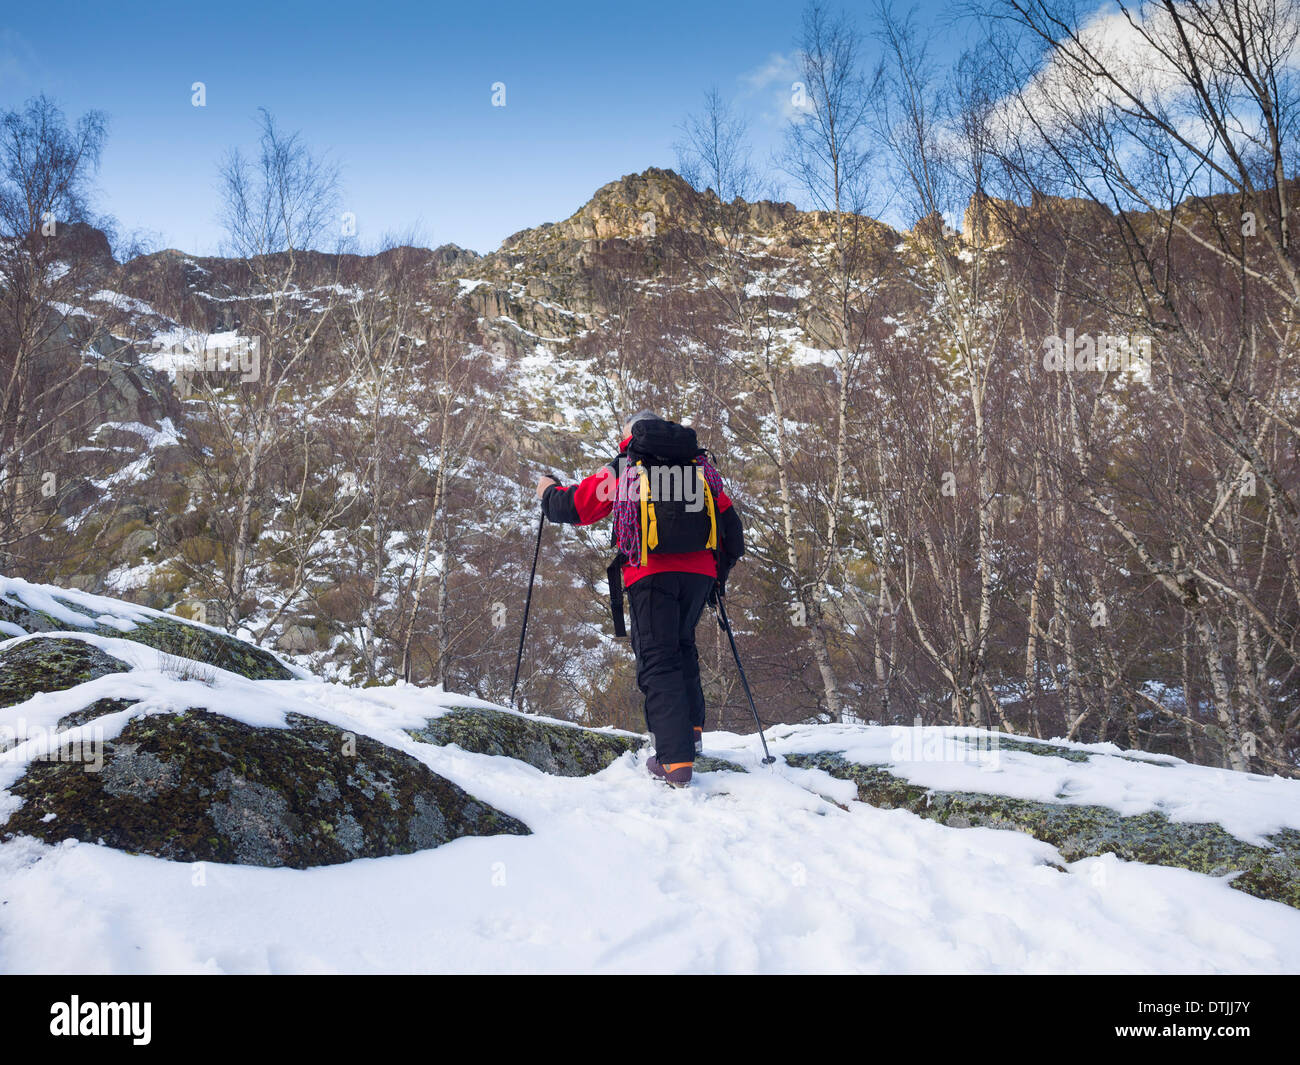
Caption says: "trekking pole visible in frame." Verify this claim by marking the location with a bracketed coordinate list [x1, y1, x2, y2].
[712, 593, 777, 765]
[510, 505, 546, 708]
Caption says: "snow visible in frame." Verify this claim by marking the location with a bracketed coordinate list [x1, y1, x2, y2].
[3, 707, 1298, 973]
[0, 578, 111, 631]
[89, 290, 158, 316]
[49, 302, 95, 320]
[782, 331, 842, 367]
[92, 418, 180, 450]
[774, 724, 1300, 847]
[0, 577, 307, 674]
[143, 329, 253, 375]
[2, 581, 1300, 973]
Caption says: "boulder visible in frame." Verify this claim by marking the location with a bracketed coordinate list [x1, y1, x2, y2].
[277, 625, 319, 653]
[57, 697, 137, 731]
[50, 220, 116, 270]
[0, 590, 292, 681]
[409, 707, 748, 779]
[121, 528, 158, 556]
[0, 637, 131, 713]
[787, 752, 1300, 909]
[410, 706, 640, 777]
[4, 709, 530, 867]
[695, 754, 747, 775]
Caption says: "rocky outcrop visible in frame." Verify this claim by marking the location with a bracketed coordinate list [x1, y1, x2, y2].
[961, 193, 1018, 247]
[787, 752, 1300, 909]
[409, 706, 749, 778]
[960, 191, 1116, 247]
[0, 637, 130, 713]
[0, 590, 293, 681]
[504, 168, 702, 246]
[49, 221, 117, 280]
[498, 167, 798, 252]
[0, 599, 531, 867]
[428, 243, 481, 271]
[4, 709, 530, 868]
[465, 282, 588, 343]
[26, 311, 173, 454]
[409, 706, 640, 776]
[696, 754, 747, 774]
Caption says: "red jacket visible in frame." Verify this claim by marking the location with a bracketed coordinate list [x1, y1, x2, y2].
[544, 435, 739, 587]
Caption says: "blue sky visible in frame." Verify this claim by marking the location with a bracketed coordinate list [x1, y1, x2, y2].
[0, 0, 967, 256]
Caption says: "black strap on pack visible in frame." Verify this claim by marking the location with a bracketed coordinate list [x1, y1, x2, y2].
[607, 553, 627, 638]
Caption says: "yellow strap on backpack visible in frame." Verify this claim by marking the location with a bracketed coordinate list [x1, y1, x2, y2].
[637, 462, 658, 566]
[697, 460, 718, 550]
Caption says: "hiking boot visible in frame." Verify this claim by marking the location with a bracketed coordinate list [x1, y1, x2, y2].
[646, 756, 693, 788]
[694, 726, 703, 755]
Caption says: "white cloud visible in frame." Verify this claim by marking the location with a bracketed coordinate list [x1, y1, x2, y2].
[1004, 1, 1300, 147]
[737, 51, 811, 124]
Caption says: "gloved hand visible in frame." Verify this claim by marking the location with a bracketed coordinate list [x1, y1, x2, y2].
[709, 567, 729, 607]
[718, 559, 735, 598]
[707, 577, 728, 630]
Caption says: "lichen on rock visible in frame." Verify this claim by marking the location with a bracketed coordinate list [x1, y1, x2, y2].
[974, 736, 1091, 763]
[4, 709, 530, 867]
[0, 591, 292, 681]
[695, 754, 747, 774]
[786, 752, 1300, 909]
[124, 615, 292, 680]
[57, 697, 138, 732]
[0, 637, 131, 712]
[409, 706, 640, 776]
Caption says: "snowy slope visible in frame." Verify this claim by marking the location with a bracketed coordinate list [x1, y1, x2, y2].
[2, 580, 1300, 973]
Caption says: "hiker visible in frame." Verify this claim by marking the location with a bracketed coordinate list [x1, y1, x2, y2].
[536, 411, 744, 787]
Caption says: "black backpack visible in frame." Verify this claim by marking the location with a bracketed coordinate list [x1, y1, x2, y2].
[604, 418, 722, 637]
[614, 418, 719, 564]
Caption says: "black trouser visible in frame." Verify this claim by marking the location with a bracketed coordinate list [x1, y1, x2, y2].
[626, 571, 714, 765]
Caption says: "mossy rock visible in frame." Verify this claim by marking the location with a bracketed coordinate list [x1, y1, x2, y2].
[696, 754, 747, 774]
[119, 615, 291, 681]
[787, 752, 1300, 909]
[967, 735, 1176, 767]
[0, 591, 291, 681]
[409, 706, 640, 777]
[0, 637, 131, 712]
[4, 709, 530, 868]
[0, 596, 64, 635]
[974, 736, 1091, 763]
[57, 697, 138, 731]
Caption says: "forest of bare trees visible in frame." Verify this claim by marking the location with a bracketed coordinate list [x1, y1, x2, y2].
[2, 0, 1297, 775]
